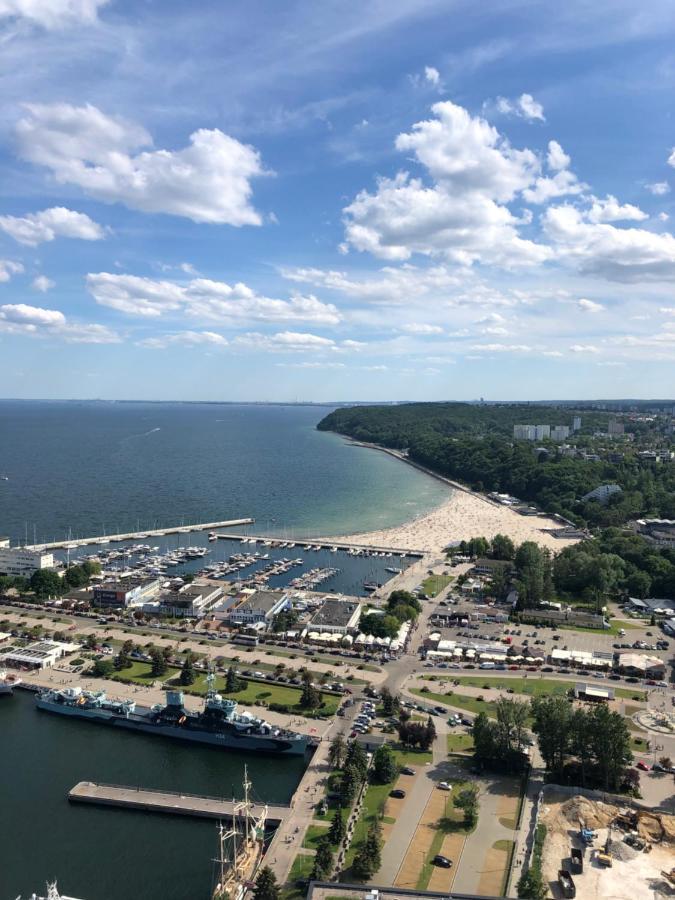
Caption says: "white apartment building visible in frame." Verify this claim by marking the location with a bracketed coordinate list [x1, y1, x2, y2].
[0, 545, 55, 577]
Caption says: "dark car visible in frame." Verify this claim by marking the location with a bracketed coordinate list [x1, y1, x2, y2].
[626, 677, 639, 683]
[390, 789, 406, 799]
[401, 766, 415, 776]
[432, 855, 453, 868]
[434, 706, 447, 715]
[608, 674, 621, 681]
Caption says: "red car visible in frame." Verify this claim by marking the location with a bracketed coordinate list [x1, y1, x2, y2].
[637, 761, 650, 771]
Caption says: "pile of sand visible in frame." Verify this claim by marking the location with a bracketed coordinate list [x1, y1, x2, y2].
[637, 811, 675, 845]
[559, 795, 616, 830]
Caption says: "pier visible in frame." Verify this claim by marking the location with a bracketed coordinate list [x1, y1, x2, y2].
[211, 532, 426, 556]
[68, 781, 289, 823]
[28, 518, 255, 551]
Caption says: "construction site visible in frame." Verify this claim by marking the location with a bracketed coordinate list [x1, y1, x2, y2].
[538, 793, 675, 899]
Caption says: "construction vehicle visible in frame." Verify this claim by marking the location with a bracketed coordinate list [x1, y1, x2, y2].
[596, 850, 613, 867]
[570, 847, 583, 873]
[579, 823, 596, 845]
[558, 869, 576, 898]
[613, 809, 637, 831]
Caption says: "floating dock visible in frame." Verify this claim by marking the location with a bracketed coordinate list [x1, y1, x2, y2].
[68, 781, 289, 823]
[28, 518, 255, 551]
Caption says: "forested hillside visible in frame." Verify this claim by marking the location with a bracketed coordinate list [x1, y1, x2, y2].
[318, 404, 675, 527]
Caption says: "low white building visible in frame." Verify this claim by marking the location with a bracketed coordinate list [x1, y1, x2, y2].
[0, 639, 78, 670]
[0, 545, 55, 578]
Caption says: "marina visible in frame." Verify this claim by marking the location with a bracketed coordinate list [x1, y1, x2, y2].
[68, 781, 289, 824]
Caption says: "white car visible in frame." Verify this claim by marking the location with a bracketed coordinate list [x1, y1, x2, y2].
[437, 782, 451, 791]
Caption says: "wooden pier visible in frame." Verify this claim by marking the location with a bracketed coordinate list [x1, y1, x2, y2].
[68, 781, 289, 823]
[28, 518, 255, 551]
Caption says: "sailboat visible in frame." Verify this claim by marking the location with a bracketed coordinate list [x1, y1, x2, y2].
[212, 767, 268, 900]
[16, 881, 84, 900]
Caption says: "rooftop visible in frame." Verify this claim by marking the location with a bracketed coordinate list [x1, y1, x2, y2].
[233, 589, 285, 613]
[310, 599, 361, 628]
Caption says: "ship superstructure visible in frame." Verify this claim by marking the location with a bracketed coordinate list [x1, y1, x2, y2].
[36, 677, 310, 755]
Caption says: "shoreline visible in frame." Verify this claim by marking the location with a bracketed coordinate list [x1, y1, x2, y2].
[329, 439, 581, 554]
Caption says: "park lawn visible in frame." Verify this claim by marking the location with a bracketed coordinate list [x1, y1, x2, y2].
[302, 823, 331, 850]
[391, 746, 433, 765]
[283, 854, 315, 900]
[447, 733, 474, 753]
[421, 574, 453, 598]
[558, 619, 640, 636]
[630, 735, 649, 754]
[411, 688, 499, 719]
[444, 676, 645, 702]
[110, 663, 339, 715]
[342, 780, 392, 870]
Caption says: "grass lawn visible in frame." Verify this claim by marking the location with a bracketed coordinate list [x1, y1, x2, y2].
[558, 619, 640, 636]
[447, 733, 474, 753]
[493, 839, 516, 896]
[443, 675, 645, 702]
[283, 854, 315, 900]
[108, 663, 339, 715]
[302, 823, 331, 850]
[421, 574, 453, 597]
[630, 734, 649, 754]
[417, 783, 472, 890]
[342, 780, 392, 871]
[391, 746, 433, 765]
[411, 687, 499, 719]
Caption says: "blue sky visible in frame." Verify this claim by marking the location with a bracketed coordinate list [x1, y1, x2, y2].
[1, 0, 675, 401]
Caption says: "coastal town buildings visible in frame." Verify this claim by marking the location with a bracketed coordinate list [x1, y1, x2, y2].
[0, 542, 55, 577]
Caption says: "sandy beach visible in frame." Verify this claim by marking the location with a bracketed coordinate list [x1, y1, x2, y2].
[331, 489, 580, 554]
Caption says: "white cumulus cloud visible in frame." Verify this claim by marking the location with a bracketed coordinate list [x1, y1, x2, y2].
[401, 323, 444, 335]
[139, 330, 229, 350]
[16, 103, 270, 225]
[577, 298, 604, 313]
[0, 302, 119, 343]
[86, 272, 341, 325]
[0, 206, 105, 246]
[494, 93, 545, 121]
[0, 260, 24, 282]
[32, 275, 55, 292]
[0, 0, 108, 28]
[586, 195, 647, 223]
[646, 182, 670, 196]
[424, 66, 440, 86]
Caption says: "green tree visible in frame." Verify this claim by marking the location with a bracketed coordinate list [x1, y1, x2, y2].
[150, 648, 168, 678]
[453, 784, 479, 829]
[531, 695, 573, 776]
[371, 744, 397, 784]
[113, 649, 132, 671]
[491, 534, 515, 560]
[345, 740, 369, 779]
[299, 671, 322, 710]
[588, 704, 632, 792]
[81, 560, 101, 578]
[328, 808, 345, 846]
[252, 866, 280, 900]
[64, 565, 89, 588]
[179, 653, 196, 686]
[514, 542, 545, 606]
[516, 867, 547, 900]
[92, 658, 114, 677]
[30, 569, 64, 599]
[472, 711, 497, 761]
[339, 764, 360, 806]
[84, 633, 98, 650]
[328, 733, 346, 769]
[311, 838, 334, 880]
[225, 665, 246, 693]
[352, 822, 382, 880]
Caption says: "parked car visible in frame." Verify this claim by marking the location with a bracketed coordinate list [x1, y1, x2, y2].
[390, 789, 406, 799]
[401, 766, 415, 776]
[437, 781, 451, 791]
[637, 761, 650, 771]
[432, 855, 452, 868]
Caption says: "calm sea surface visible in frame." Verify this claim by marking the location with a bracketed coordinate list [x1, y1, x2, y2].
[0, 401, 449, 899]
[0, 401, 449, 544]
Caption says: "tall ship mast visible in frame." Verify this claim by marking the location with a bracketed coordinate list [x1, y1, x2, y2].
[213, 766, 268, 900]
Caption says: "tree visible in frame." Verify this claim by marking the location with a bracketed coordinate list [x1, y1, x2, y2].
[180, 653, 196, 686]
[339, 764, 360, 806]
[352, 822, 382, 880]
[491, 534, 515, 560]
[64, 565, 89, 588]
[30, 569, 64, 599]
[328, 808, 345, 846]
[113, 649, 132, 671]
[299, 671, 322, 709]
[453, 784, 479, 829]
[516, 867, 547, 900]
[92, 658, 114, 677]
[515, 542, 546, 606]
[345, 740, 369, 779]
[371, 744, 397, 784]
[588, 704, 632, 792]
[311, 839, 334, 880]
[472, 711, 497, 761]
[659, 756, 673, 769]
[225, 666, 246, 693]
[150, 648, 168, 678]
[531, 695, 573, 776]
[328, 734, 346, 769]
[84, 633, 97, 650]
[424, 715, 437, 750]
[253, 866, 280, 900]
[81, 559, 101, 578]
